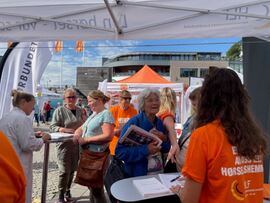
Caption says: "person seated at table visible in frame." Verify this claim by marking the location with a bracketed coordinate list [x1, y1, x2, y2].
[50, 88, 85, 203]
[115, 88, 171, 177]
[171, 68, 267, 202]
[109, 90, 138, 156]
[157, 87, 179, 164]
[0, 90, 51, 203]
[175, 87, 201, 171]
[0, 131, 26, 203]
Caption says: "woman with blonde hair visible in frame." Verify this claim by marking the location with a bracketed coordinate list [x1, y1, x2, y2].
[157, 87, 179, 163]
[74, 90, 114, 203]
[0, 90, 50, 203]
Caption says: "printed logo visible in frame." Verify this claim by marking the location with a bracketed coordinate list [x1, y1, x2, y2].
[231, 180, 244, 201]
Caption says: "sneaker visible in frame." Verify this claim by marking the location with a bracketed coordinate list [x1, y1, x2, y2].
[54, 198, 66, 203]
[65, 191, 75, 202]
[64, 198, 75, 203]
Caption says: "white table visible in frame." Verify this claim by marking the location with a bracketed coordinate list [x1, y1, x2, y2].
[111, 173, 270, 203]
[111, 173, 180, 202]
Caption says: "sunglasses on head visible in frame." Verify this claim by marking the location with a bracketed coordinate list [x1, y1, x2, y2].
[66, 96, 76, 99]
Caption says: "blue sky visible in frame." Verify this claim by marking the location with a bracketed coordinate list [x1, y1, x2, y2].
[0, 37, 240, 87]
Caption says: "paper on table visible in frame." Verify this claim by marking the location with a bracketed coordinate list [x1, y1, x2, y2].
[132, 177, 172, 198]
[50, 132, 74, 140]
[158, 174, 185, 189]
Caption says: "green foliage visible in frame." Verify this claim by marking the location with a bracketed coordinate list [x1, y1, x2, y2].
[226, 42, 242, 60]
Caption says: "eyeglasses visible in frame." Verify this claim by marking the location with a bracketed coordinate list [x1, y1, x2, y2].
[66, 96, 76, 99]
[121, 97, 131, 101]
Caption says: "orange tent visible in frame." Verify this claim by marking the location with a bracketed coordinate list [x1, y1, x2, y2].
[116, 64, 172, 84]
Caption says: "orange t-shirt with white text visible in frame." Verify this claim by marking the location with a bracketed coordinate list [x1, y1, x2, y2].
[182, 120, 264, 203]
[109, 105, 137, 155]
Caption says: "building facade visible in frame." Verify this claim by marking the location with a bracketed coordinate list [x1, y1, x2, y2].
[76, 67, 112, 96]
[102, 51, 230, 84]
[76, 52, 241, 94]
[170, 60, 229, 84]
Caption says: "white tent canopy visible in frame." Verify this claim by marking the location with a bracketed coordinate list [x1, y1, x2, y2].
[0, 0, 270, 41]
[99, 81, 184, 122]
[99, 82, 183, 93]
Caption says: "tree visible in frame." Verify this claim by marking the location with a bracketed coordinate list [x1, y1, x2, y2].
[226, 41, 242, 60]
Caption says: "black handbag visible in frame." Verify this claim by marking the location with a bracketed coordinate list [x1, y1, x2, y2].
[164, 159, 178, 173]
[164, 132, 192, 173]
[104, 157, 127, 203]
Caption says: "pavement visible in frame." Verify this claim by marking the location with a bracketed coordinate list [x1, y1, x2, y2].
[33, 122, 111, 203]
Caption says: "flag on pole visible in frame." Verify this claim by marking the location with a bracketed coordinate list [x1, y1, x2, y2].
[0, 41, 53, 119]
[54, 40, 63, 52]
[75, 40, 84, 52]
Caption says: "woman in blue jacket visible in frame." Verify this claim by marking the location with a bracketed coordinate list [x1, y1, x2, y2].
[115, 88, 171, 177]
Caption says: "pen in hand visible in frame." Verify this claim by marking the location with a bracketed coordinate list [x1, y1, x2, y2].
[165, 159, 169, 166]
[170, 175, 181, 182]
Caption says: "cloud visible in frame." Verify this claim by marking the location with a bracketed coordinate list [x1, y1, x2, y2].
[41, 54, 76, 87]
[41, 40, 141, 87]
[0, 43, 7, 55]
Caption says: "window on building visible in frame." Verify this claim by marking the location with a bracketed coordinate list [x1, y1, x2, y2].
[200, 68, 209, 78]
[171, 55, 178, 60]
[180, 68, 198, 77]
[145, 55, 152, 60]
[131, 55, 139, 60]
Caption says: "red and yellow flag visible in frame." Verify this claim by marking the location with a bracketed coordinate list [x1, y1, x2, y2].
[75, 40, 84, 52]
[54, 41, 63, 52]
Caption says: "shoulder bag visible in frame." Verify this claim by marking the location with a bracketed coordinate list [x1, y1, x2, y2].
[74, 148, 109, 188]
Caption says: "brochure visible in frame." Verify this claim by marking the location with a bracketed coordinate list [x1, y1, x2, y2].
[119, 125, 162, 146]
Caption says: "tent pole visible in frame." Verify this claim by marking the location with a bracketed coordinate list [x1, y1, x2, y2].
[60, 51, 63, 90]
[104, 0, 122, 34]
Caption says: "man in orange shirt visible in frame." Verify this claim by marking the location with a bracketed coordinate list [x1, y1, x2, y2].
[0, 131, 26, 203]
[109, 90, 137, 155]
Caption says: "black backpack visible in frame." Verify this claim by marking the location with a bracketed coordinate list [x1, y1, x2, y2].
[104, 157, 127, 203]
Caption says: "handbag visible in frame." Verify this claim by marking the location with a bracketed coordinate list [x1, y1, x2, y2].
[74, 148, 109, 188]
[163, 152, 178, 173]
[104, 157, 127, 203]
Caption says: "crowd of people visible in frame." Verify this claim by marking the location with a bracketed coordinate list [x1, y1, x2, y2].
[0, 67, 267, 203]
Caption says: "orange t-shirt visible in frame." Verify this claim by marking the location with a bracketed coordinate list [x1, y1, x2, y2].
[0, 131, 26, 203]
[109, 105, 137, 155]
[182, 120, 264, 203]
[157, 111, 175, 122]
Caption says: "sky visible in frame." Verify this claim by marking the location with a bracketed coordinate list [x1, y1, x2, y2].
[0, 37, 240, 87]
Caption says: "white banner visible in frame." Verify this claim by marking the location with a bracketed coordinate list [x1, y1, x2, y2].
[0, 42, 53, 118]
[0, 1, 269, 41]
[99, 82, 184, 123]
[189, 77, 204, 86]
[101, 82, 184, 93]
